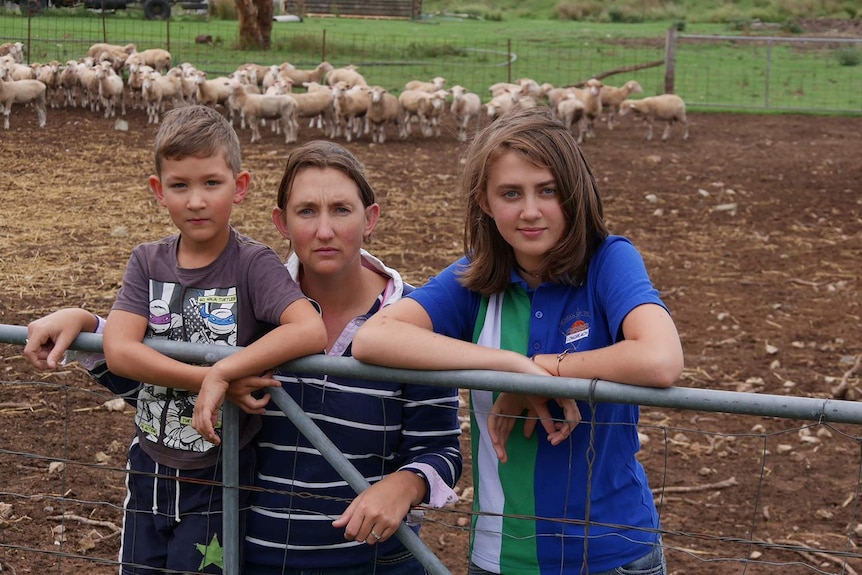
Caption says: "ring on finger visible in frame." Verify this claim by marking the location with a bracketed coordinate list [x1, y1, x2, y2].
[371, 531, 381, 540]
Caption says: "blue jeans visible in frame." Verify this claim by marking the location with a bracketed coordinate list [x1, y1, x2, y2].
[254, 549, 426, 575]
[467, 542, 666, 575]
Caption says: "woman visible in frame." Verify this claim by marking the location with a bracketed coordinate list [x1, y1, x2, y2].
[353, 107, 683, 575]
[24, 140, 462, 575]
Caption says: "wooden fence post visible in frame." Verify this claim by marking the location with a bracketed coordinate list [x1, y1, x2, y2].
[664, 26, 677, 94]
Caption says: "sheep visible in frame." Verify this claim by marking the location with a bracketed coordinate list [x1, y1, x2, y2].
[325, 65, 367, 89]
[58, 60, 81, 107]
[2, 62, 35, 81]
[449, 84, 481, 143]
[555, 93, 586, 141]
[76, 60, 102, 112]
[488, 82, 521, 98]
[236, 63, 270, 88]
[94, 61, 126, 118]
[618, 94, 689, 141]
[193, 71, 233, 109]
[571, 78, 603, 142]
[126, 63, 154, 110]
[399, 89, 447, 138]
[485, 88, 520, 121]
[0, 68, 47, 130]
[31, 61, 61, 108]
[0, 42, 24, 63]
[331, 81, 370, 142]
[228, 82, 298, 143]
[404, 76, 446, 93]
[366, 85, 401, 144]
[87, 43, 135, 72]
[292, 82, 336, 137]
[600, 80, 643, 129]
[135, 48, 172, 74]
[141, 70, 182, 124]
[279, 61, 332, 87]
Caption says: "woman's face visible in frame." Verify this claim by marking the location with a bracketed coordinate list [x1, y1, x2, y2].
[482, 150, 566, 273]
[272, 166, 379, 279]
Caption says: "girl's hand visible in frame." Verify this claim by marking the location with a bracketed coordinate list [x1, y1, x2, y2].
[489, 393, 582, 462]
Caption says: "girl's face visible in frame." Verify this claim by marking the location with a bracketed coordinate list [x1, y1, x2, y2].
[482, 150, 566, 273]
[273, 167, 379, 279]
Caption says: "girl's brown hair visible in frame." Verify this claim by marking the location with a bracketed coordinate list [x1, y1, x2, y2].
[276, 140, 376, 211]
[458, 106, 609, 295]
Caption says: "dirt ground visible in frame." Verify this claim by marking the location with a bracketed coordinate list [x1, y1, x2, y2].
[1, 104, 861, 575]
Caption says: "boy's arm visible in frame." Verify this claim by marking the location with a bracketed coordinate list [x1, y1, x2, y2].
[103, 309, 209, 391]
[193, 297, 326, 444]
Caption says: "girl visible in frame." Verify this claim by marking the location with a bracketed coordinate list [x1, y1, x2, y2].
[354, 106, 684, 575]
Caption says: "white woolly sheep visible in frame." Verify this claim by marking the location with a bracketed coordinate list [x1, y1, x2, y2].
[32, 61, 61, 108]
[58, 60, 81, 107]
[331, 81, 371, 142]
[87, 43, 135, 72]
[404, 76, 446, 93]
[193, 71, 233, 109]
[398, 88, 446, 138]
[0, 68, 47, 129]
[325, 65, 367, 89]
[0, 42, 24, 64]
[141, 70, 182, 124]
[571, 78, 603, 142]
[449, 85, 481, 143]
[135, 49, 172, 74]
[485, 88, 520, 121]
[555, 94, 586, 141]
[279, 61, 332, 87]
[94, 61, 126, 118]
[600, 80, 643, 129]
[618, 94, 689, 141]
[228, 82, 298, 143]
[367, 85, 401, 144]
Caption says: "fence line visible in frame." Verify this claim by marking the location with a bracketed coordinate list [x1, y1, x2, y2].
[3, 325, 862, 574]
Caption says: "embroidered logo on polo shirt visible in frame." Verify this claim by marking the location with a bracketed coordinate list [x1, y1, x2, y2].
[565, 319, 590, 345]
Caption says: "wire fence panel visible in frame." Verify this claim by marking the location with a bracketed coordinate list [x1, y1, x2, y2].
[2, 329, 862, 574]
[4, 12, 861, 112]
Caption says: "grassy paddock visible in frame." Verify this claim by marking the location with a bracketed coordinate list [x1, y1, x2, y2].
[1, 10, 860, 112]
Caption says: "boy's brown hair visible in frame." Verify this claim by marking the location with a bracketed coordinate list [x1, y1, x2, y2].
[153, 105, 242, 176]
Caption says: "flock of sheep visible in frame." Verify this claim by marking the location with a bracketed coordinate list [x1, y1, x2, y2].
[0, 40, 690, 143]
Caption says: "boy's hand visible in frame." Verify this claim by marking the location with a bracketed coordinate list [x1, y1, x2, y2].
[192, 371, 278, 444]
[193, 367, 229, 445]
[24, 308, 96, 369]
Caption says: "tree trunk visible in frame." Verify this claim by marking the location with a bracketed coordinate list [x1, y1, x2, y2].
[235, 0, 272, 50]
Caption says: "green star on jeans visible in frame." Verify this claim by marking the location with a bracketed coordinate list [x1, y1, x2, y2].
[196, 533, 224, 571]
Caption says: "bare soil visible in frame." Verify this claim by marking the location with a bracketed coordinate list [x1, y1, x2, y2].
[1, 105, 861, 575]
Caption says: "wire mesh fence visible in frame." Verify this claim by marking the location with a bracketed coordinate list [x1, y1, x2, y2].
[2, 11, 862, 112]
[2, 331, 862, 574]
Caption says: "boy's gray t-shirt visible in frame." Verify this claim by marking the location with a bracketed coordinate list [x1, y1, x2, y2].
[112, 227, 304, 469]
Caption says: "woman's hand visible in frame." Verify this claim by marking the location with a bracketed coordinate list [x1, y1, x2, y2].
[332, 471, 426, 545]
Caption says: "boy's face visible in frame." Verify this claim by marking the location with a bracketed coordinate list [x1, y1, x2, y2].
[149, 152, 250, 249]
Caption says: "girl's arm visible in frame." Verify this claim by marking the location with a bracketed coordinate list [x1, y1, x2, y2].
[533, 303, 683, 388]
[353, 298, 528, 372]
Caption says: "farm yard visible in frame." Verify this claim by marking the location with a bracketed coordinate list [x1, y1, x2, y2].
[1, 81, 862, 574]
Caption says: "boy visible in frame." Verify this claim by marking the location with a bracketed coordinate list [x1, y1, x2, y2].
[101, 105, 326, 574]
